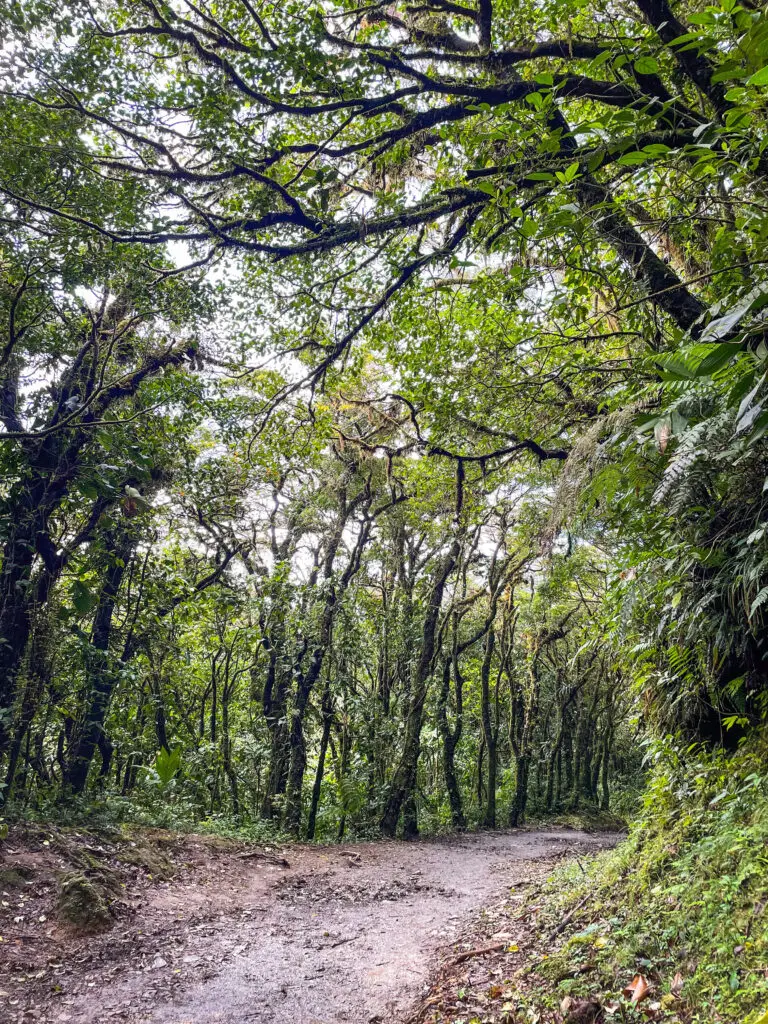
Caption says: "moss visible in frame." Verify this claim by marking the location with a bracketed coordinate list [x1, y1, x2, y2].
[116, 841, 173, 878]
[56, 873, 113, 931]
[0, 865, 35, 887]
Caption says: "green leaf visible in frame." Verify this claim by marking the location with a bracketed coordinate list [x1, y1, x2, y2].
[692, 342, 742, 376]
[747, 66, 768, 86]
[563, 160, 580, 182]
[749, 589, 768, 618]
[72, 580, 97, 616]
[736, 400, 765, 435]
[617, 151, 648, 165]
[634, 57, 660, 74]
[700, 287, 767, 341]
[589, 49, 613, 67]
[736, 373, 765, 424]
[154, 746, 182, 786]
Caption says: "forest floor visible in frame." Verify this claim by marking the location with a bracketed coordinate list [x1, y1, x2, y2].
[0, 823, 618, 1024]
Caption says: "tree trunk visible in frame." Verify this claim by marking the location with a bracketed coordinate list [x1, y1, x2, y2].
[221, 685, 240, 817]
[380, 532, 461, 837]
[284, 496, 372, 835]
[63, 532, 131, 794]
[436, 656, 465, 829]
[601, 726, 613, 810]
[2, 609, 54, 803]
[0, 532, 37, 751]
[306, 681, 333, 841]
[260, 607, 291, 819]
[510, 753, 530, 827]
[480, 627, 497, 828]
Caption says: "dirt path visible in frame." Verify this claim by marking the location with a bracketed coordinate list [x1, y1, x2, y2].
[3, 828, 617, 1024]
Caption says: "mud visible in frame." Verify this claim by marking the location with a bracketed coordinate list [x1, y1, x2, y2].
[2, 828, 617, 1024]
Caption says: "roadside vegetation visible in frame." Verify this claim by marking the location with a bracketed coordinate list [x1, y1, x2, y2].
[414, 734, 768, 1023]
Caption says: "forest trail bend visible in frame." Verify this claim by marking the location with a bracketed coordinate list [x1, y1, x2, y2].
[23, 828, 617, 1024]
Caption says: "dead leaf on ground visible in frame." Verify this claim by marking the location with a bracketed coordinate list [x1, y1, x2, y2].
[623, 974, 651, 1004]
[671, 971, 684, 997]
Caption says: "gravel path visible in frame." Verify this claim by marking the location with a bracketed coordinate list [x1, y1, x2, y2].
[14, 828, 617, 1024]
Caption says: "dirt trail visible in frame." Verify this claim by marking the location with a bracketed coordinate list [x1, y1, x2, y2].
[3, 828, 616, 1024]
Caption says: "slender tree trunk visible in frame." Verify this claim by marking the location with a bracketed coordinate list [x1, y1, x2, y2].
[380, 531, 461, 837]
[221, 686, 240, 817]
[601, 724, 613, 810]
[510, 753, 530, 827]
[260, 611, 291, 819]
[284, 499, 371, 835]
[0, 533, 37, 750]
[306, 681, 333, 841]
[546, 732, 560, 812]
[563, 725, 574, 795]
[63, 532, 131, 794]
[436, 656, 465, 829]
[480, 627, 497, 828]
[2, 609, 54, 803]
[122, 683, 147, 795]
[476, 736, 485, 810]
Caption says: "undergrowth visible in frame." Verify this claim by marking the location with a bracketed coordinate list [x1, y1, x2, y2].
[531, 731, 768, 1023]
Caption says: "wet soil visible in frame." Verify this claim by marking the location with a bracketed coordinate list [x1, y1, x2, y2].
[1, 827, 617, 1024]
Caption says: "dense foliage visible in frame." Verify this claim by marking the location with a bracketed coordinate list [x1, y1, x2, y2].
[0, 0, 767, 857]
[517, 732, 768, 1023]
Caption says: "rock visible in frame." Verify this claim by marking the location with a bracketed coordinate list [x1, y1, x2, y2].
[56, 874, 112, 932]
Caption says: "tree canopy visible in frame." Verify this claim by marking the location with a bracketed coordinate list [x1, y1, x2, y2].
[0, 0, 767, 839]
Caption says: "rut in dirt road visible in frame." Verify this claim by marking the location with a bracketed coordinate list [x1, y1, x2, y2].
[33, 829, 617, 1024]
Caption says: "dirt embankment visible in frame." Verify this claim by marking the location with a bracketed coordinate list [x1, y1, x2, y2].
[0, 824, 618, 1024]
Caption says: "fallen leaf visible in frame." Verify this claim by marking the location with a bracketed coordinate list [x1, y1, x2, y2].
[624, 974, 651, 1004]
[671, 971, 684, 996]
